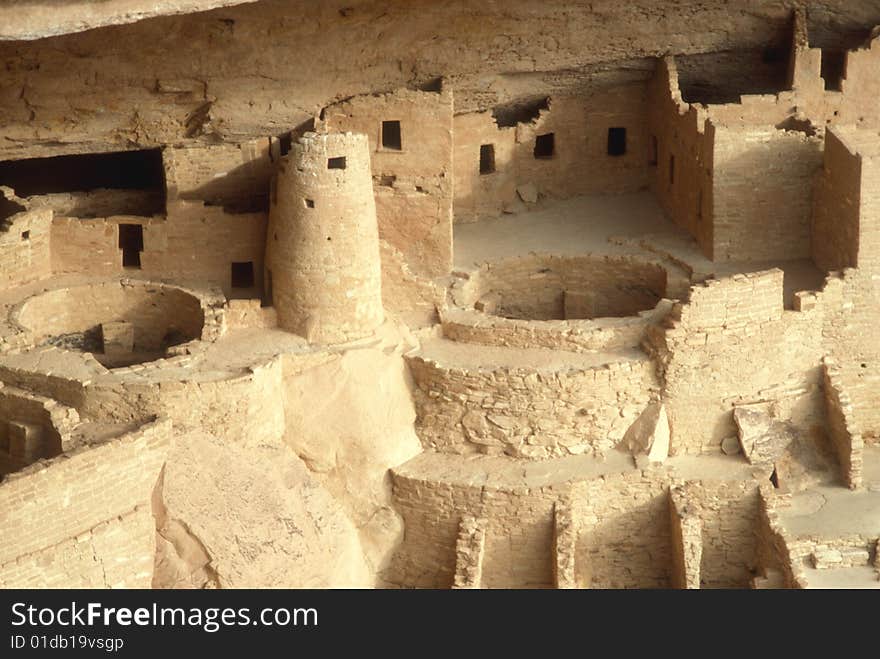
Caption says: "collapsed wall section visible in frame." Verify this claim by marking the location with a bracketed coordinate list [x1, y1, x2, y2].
[649, 270, 824, 454]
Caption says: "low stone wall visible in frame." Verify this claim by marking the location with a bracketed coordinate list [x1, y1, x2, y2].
[13, 279, 217, 351]
[441, 299, 673, 353]
[452, 253, 668, 321]
[390, 455, 762, 589]
[0, 417, 170, 588]
[407, 352, 659, 459]
[0, 383, 80, 475]
[823, 358, 864, 489]
[755, 486, 807, 589]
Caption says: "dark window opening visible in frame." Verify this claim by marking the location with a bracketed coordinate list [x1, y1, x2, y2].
[21, 230, 29, 241]
[534, 133, 555, 159]
[821, 49, 846, 91]
[669, 155, 676, 185]
[769, 467, 779, 489]
[492, 97, 550, 128]
[328, 157, 347, 170]
[381, 121, 402, 151]
[0, 149, 165, 217]
[118, 224, 143, 269]
[607, 127, 627, 157]
[697, 188, 703, 222]
[231, 261, 255, 289]
[279, 132, 293, 156]
[0, 149, 164, 196]
[762, 46, 787, 64]
[650, 136, 658, 166]
[304, 198, 315, 208]
[0, 195, 26, 220]
[479, 144, 496, 175]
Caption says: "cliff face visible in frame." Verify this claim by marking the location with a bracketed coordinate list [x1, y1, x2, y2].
[2, 0, 880, 160]
[0, 1, 258, 41]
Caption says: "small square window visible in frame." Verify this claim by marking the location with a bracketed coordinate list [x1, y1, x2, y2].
[381, 120, 402, 150]
[607, 127, 627, 156]
[21, 230, 30, 241]
[304, 198, 315, 208]
[479, 144, 496, 175]
[534, 133, 555, 159]
[328, 157, 346, 170]
[231, 261, 255, 288]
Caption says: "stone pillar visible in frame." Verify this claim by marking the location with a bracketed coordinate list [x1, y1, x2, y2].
[266, 132, 384, 343]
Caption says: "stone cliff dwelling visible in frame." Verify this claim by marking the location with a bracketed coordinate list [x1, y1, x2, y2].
[0, 0, 879, 590]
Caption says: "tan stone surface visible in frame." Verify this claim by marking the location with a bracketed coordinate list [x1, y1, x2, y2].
[2, 1, 880, 591]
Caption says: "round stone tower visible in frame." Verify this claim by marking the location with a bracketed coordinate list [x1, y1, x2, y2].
[266, 131, 384, 343]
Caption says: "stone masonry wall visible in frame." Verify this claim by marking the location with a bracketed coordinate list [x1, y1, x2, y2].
[453, 84, 652, 222]
[51, 204, 267, 296]
[647, 57, 715, 256]
[266, 131, 384, 343]
[321, 88, 454, 277]
[812, 128, 862, 271]
[712, 125, 823, 262]
[822, 358, 864, 488]
[453, 253, 668, 321]
[0, 207, 52, 290]
[407, 353, 659, 459]
[650, 270, 825, 454]
[0, 417, 170, 588]
[14, 280, 205, 351]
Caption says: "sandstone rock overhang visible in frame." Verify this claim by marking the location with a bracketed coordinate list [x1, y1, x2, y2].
[0, 0, 259, 41]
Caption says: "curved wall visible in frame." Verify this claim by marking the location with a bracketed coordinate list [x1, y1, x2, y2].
[266, 131, 383, 343]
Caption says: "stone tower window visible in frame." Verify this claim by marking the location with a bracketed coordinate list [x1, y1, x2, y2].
[328, 157, 347, 170]
[304, 198, 315, 208]
[479, 144, 496, 175]
[21, 230, 29, 241]
[381, 120, 402, 150]
[607, 127, 627, 156]
[534, 133, 555, 159]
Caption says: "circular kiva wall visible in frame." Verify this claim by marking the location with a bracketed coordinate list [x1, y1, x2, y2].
[457, 254, 668, 321]
[15, 280, 206, 367]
